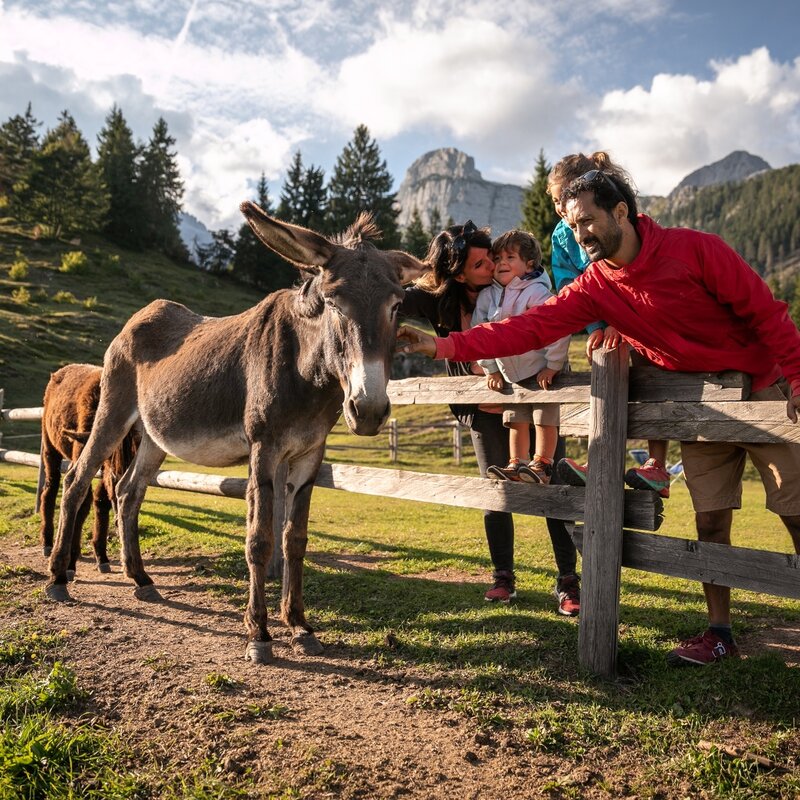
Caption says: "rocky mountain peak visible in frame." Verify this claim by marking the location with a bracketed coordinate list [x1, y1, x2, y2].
[396, 147, 524, 235]
[671, 150, 771, 196]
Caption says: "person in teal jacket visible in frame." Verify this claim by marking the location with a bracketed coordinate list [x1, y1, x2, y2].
[546, 152, 671, 498]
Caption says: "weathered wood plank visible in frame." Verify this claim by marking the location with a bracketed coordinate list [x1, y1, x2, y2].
[570, 526, 800, 599]
[387, 369, 749, 407]
[628, 367, 749, 402]
[0, 406, 43, 422]
[560, 401, 799, 444]
[0, 449, 662, 530]
[579, 346, 630, 678]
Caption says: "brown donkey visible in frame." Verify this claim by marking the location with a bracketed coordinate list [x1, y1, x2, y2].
[39, 364, 140, 576]
[46, 204, 426, 663]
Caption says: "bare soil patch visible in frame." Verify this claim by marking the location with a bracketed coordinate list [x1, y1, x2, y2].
[1, 543, 797, 798]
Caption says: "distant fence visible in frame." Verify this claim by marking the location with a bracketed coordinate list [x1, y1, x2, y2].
[2, 356, 799, 679]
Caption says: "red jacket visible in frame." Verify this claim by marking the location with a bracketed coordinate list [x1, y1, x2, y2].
[436, 215, 800, 397]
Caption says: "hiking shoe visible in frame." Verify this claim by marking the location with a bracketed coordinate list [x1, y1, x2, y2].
[484, 570, 516, 602]
[554, 574, 580, 616]
[556, 458, 587, 487]
[625, 458, 670, 498]
[666, 629, 740, 666]
[487, 459, 524, 482]
[517, 458, 553, 485]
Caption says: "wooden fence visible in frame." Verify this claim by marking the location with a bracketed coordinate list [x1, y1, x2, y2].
[2, 355, 799, 678]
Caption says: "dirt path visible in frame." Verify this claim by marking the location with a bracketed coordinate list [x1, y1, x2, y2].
[2, 542, 798, 798]
[1, 544, 593, 799]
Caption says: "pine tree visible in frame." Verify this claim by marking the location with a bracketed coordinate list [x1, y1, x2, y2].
[96, 105, 144, 249]
[139, 117, 187, 259]
[233, 173, 296, 292]
[0, 103, 40, 206]
[16, 110, 108, 237]
[427, 207, 442, 239]
[403, 207, 429, 258]
[196, 228, 236, 273]
[276, 151, 304, 223]
[300, 165, 327, 232]
[521, 149, 559, 266]
[327, 125, 400, 247]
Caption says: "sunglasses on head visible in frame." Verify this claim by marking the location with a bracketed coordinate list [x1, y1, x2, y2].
[580, 169, 624, 199]
[451, 220, 477, 255]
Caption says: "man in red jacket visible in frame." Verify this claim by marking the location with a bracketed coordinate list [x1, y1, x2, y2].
[398, 169, 800, 666]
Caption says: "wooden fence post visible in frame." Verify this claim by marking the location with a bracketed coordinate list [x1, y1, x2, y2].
[452, 421, 463, 466]
[267, 462, 286, 580]
[388, 418, 398, 462]
[578, 346, 630, 678]
[0, 388, 4, 450]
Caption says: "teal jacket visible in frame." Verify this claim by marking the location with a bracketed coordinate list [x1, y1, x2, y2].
[551, 219, 604, 334]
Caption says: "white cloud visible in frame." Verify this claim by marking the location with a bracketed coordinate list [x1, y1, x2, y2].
[584, 48, 800, 195]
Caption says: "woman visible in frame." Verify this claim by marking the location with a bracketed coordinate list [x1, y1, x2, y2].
[401, 221, 580, 611]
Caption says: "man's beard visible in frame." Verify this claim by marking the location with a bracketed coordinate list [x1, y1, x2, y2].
[582, 223, 623, 261]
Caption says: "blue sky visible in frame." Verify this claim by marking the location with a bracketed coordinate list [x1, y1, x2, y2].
[1, 0, 799, 230]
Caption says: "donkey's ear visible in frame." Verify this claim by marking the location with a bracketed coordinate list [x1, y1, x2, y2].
[385, 250, 430, 285]
[240, 201, 335, 268]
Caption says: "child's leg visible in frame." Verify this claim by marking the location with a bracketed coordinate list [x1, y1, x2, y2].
[649, 440, 668, 465]
[534, 425, 558, 462]
[508, 423, 530, 463]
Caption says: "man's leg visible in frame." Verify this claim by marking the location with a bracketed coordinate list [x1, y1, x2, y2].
[695, 509, 733, 625]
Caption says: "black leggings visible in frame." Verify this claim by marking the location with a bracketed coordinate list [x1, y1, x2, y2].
[469, 409, 578, 577]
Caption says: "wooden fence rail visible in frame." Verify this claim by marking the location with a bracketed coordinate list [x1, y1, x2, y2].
[2, 358, 797, 678]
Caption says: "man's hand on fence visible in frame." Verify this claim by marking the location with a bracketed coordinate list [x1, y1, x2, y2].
[397, 326, 437, 357]
[788, 394, 800, 423]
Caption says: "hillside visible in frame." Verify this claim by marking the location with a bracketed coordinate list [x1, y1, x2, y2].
[640, 163, 800, 276]
[0, 224, 265, 407]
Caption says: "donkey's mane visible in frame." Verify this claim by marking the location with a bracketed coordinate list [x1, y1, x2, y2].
[334, 212, 382, 248]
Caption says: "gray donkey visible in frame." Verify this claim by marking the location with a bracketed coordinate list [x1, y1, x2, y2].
[46, 203, 426, 663]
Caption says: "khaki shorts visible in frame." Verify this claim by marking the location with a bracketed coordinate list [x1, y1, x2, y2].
[681, 380, 800, 515]
[503, 403, 560, 428]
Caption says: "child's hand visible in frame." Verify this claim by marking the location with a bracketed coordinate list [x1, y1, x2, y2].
[586, 326, 622, 361]
[536, 367, 559, 390]
[603, 326, 622, 349]
[487, 371, 505, 392]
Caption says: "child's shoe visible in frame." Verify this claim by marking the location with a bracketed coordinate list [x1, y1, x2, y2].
[556, 458, 588, 486]
[487, 458, 524, 481]
[625, 458, 670, 497]
[517, 457, 553, 485]
[484, 570, 516, 602]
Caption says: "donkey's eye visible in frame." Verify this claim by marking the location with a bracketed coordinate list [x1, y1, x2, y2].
[390, 302, 401, 319]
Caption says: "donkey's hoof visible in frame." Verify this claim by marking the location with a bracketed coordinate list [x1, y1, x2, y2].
[43, 545, 52, 557]
[45, 583, 72, 603]
[291, 632, 323, 656]
[133, 584, 162, 602]
[66, 570, 76, 583]
[244, 640, 273, 664]
[97, 562, 112, 574]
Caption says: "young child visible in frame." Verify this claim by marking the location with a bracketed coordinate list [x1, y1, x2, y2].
[546, 153, 671, 497]
[472, 230, 570, 484]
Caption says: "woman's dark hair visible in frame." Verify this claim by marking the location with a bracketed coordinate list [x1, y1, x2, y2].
[560, 170, 639, 227]
[414, 220, 492, 323]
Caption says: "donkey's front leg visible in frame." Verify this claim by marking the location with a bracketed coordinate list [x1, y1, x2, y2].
[243, 442, 276, 664]
[282, 447, 326, 656]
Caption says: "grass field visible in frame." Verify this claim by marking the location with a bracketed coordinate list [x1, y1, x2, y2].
[1, 226, 799, 796]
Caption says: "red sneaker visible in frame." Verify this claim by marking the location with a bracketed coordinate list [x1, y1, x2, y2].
[554, 574, 580, 616]
[556, 458, 587, 487]
[625, 458, 670, 498]
[666, 629, 739, 666]
[484, 570, 516, 603]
